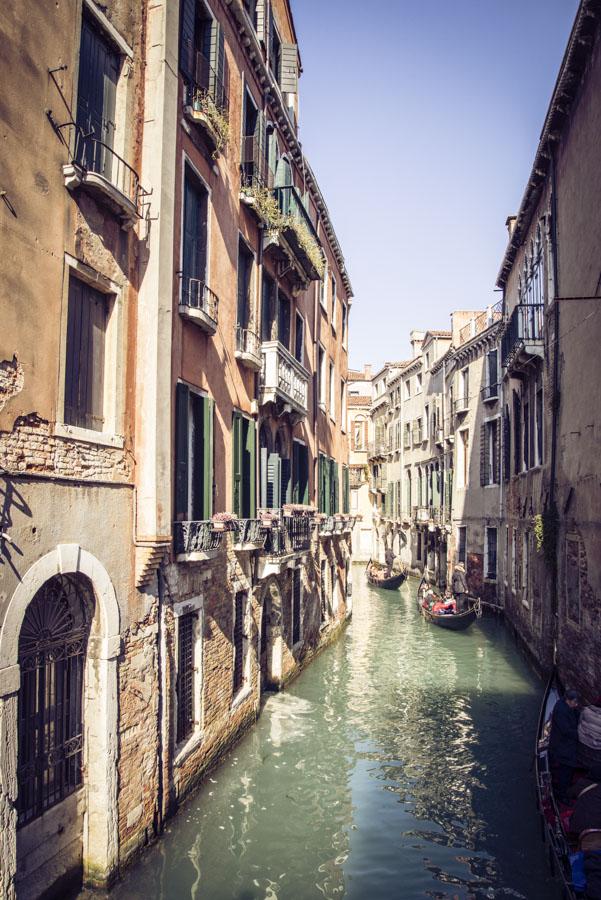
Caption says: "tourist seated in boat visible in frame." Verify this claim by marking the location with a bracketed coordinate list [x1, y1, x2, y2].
[578, 697, 601, 772]
[548, 688, 581, 803]
[567, 769, 601, 900]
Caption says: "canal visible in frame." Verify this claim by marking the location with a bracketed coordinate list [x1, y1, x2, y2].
[110, 567, 560, 900]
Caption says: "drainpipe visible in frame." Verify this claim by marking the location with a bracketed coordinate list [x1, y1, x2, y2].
[549, 148, 561, 655]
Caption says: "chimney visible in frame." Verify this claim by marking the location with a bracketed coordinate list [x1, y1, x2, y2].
[409, 330, 425, 359]
[505, 215, 517, 237]
[364, 364, 372, 378]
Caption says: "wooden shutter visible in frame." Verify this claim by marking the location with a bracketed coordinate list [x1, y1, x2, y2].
[292, 442, 300, 504]
[179, 0, 196, 81]
[330, 460, 338, 514]
[300, 445, 309, 505]
[267, 453, 281, 508]
[209, 21, 225, 103]
[245, 418, 256, 518]
[175, 383, 190, 519]
[281, 457, 291, 505]
[260, 443, 268, 508]
[480, 423, 487, 487]
[232, 411, 242, 516]
[256, 0, 267, 44]
[343, 466, 350, 514]
[280, 42, 298, 93]
[191, 392, 206, 520]
[503, 407, 510, 482]
[203, 396, 214, 518]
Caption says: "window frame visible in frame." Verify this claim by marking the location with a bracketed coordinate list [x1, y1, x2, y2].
[457, 525, 467, 566]
[173, 594, 204, 762]
[484, 526, 498, 581]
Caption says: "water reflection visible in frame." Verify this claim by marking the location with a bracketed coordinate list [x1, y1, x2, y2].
[109, 569, 559, 900]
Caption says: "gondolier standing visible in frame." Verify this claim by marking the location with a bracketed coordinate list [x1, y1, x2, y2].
[451, 563, 469, 614]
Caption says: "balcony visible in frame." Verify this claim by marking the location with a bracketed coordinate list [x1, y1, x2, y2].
[235, 326, 262, 371]
[233, 519, 266, 550]
[240, 136, 274, 193]
[284, 515, 313, 551]
[174, 520, 222, 561]
[501, 303, 544, 372]
[458, 299, 504, 346]
[259, 341, 309, 419]
[481, 382, 500, 403]
[435, 427, 444, 446]
[182, 51, 230, 155]
[62, 129, 144, 228]
[453, 396, 469, 415]
[367, 439, 387, 460]
[403, 432, 411, 450]
[412, 425, 423, 445]
[179, 277, 219, 334]
[319, 515, 335, 535]
[271, 185, 323, 282]
[350, 466, 366, 488]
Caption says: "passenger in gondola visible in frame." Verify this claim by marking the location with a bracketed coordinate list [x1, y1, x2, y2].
[384, 547, 394, 576]
[549, 688, 581, 803]
[567, 769, 601, 900]
[451, 563, 469, 613]
[578, 697, 601, 772]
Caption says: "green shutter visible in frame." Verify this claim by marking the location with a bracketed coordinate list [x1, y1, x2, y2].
[343, 465, 350, 514]
[267, 453, 281, 508]
[292, 441, 300, 504]
[300, 445, 309, 505]
[175, 383, 189, 518]
[179, 0, 196, 81]
[232, 411, 242, 516]
[246, 418, 256, 518]
[330, 459, 338, 514]
[203, 396, 214, 519]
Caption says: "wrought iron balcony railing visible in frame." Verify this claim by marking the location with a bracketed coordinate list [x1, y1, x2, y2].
[458, 299, 504, 346]
[235, 326, 262, 370]
[453, 396, 469, 415]
[233, 519, 266, 548]
[501, 303, 544, 369]
[179, 277, 219, 334]
[184, 50, 229, 116]
[367, 439, 387, 459]
[284, 515, 312, 551]
[481, 382, 500, 402]
[272, 185, 323, 281]
[174, 521, 222, 556]
[319, 515, 335, 534]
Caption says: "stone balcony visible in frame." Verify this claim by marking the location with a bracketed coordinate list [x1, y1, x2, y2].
[259, 341, 309, 420]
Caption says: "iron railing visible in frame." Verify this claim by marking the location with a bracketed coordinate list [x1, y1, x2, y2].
[72, 128, 141, 212]
[234, 518, 266, 547]
[184, 50, 229, 117]
[367, 439, 387, 458]
[235, 326, 261, 361]
[284, 515, 312, 551]
[240, 135, 274, 189]
[260, 341, 309, 413]
[180, 277, 220, 323]
[453, 396, 469, 414]
[273, 185, 319, 242]
[458, 299, 504, 346]
[273, 185, 323, 279]
[501, 303, 544, 367]
[319, 515, 335, 534]
[174, 520, 222, 555]
[481, 382, 500, 401]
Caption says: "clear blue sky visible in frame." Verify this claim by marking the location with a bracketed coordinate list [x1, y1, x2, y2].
[292, 0, 578, 370]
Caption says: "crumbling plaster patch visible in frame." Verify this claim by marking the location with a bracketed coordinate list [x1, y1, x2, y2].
[0, 357, 24, 413]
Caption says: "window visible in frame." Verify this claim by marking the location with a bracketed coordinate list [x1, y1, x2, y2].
[342, 465, 350, 513]
[417, 530, 423, 562]
[181, 165, 209, 308]
[404, 422, 411, 449]
[237, 238, 254, 328]
[17, 574, 93, 826]
[341, 380, 347, 432]
[180, 0, 228, 114]
[320, 262, 328, 310]
[341, 304, 348, 347]
[64, 274, 108, 432]
[424, 404, 429, 440]
[457, 428, 469, 489]
[565, 537, 581, 624]
[481, 419, 500, 485]
[75, 13, 119, 175]
[292, 568, 302, 645]
[232, 412, 256, 518]
[513, 391, 522, 475]
[459, 368, 469, 406]
[261, 272, 276, 342]
[175, 383, 214, 521]
[278, 292, 291, 349]
[416, 372, 422, 394]
[523, 398, 530, 470]
[175, 603, 203, 747]
[320, 559, 328, 623]
[425, 352, 430, 370]
[485, 527, 497, 580]
[457, 526, 467, 565]
[331, 276, 337, 330]
[511, 528, 518, 591]
[522, 532, 530, 607]
[405, 468, 412, 514]
[535, 380, 544, 466]
[292, 440, 309, 504]
[505, 525, 510, 584]
[294, 312, 304, 363]
[241, 89, 259, 186]
[329, 361, 335, 419]
[233, 591, 249, 697]
[353, 418, 365, 450]
[484, 349, 499, 400]
[269, 14, 282, 81]
[404, 379, 411, 400]
[318, 345, 326, 408]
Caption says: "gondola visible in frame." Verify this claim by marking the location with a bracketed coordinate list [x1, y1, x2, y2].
[416, 577, 481, 631]
[365, 560, 407, 590]
[535, 670, 581, 899]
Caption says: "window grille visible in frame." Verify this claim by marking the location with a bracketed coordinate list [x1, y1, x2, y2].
[176, 613, 195, 744]
[17, 575, 93, 827]
[233, 592, 246, 695]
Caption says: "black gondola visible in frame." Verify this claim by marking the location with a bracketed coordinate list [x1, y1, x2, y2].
[416, 577, 481, 631]
[535, 670, 581, 899]
[366, 561, 407, 590]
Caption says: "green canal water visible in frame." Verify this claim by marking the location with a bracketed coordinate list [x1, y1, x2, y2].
[111, 567, 560, 900]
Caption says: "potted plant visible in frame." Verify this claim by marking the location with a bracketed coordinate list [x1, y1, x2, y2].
[211, 511, 238, 532]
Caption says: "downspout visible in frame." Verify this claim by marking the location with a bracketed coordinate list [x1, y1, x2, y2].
[549, 147, 561, 655]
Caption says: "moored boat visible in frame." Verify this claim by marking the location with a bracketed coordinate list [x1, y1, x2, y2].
[416, 578, 481, 631]
[366, 560, 407, 590]
[535, 670, 580, 899]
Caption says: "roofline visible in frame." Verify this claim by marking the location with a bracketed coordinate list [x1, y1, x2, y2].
[496, 0, 601, 288]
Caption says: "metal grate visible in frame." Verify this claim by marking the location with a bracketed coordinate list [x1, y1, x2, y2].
[176, 613, 195, 744]
[233, 592, 246, 695]
[17, 575, 92, 827]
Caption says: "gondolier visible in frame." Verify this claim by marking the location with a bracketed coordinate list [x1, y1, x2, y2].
[451, 563, 469, 614]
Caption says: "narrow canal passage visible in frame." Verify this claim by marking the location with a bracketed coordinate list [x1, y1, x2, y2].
[112, 567, 560, 900]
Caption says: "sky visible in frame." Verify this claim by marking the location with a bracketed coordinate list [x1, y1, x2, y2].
[291, 0, 579, 371]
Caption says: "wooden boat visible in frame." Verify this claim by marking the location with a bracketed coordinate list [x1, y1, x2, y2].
[366, 561, 407, 590]
[535, 670, 580, 899]
[417, 578, 481, 631]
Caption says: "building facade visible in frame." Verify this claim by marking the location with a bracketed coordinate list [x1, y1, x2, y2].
[347, 365, 373, 560]
[0, 0, 354, 896]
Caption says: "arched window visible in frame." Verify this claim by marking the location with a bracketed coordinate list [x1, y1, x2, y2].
[17, 574, 94, 826]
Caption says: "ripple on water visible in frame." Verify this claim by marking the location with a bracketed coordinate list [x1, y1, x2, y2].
[108, 569, 561, 900]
